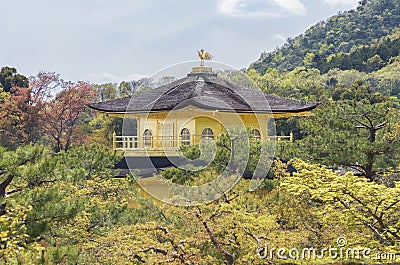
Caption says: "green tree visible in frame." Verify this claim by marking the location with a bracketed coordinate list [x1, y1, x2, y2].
[365, 54, 385, 72]
[284, 100, 400, 180]
[94, 83, 117, 101]
[117, 81, 132, 97]
[332, 79, 386, 103]
[0, 66, 28, 93]
[0, 144, 123, 263]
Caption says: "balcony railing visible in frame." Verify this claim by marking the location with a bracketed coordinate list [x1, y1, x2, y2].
[112, 132, 293, 151]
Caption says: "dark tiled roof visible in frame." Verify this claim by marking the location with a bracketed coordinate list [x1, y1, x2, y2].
[88, 75, 319, 113]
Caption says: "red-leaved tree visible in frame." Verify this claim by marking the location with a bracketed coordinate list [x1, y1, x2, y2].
[0, 72, 96, 151]
[0, 72, 58, 149]
[43, 81, 96, 151]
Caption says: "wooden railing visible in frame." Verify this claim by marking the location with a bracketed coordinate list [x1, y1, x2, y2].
[266, 132, 293, 142]
[112, 132, 293, 150]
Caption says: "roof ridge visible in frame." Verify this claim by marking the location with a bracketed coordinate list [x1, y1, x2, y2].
[139, 77, 197, 110]
[205, 77, 252, 108]
[191, 78, 206, 98]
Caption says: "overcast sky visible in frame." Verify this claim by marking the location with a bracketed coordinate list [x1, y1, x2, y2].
[1, 0, 359, 84]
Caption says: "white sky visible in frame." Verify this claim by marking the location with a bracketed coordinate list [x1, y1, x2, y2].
[0, 0, 358, 84]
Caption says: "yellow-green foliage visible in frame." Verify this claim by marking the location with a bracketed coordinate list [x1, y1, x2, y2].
[279, 159, 400, 261]
[1, 144, 399, 264]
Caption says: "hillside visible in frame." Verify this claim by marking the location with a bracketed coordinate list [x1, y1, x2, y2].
[250, 0, 400, 74]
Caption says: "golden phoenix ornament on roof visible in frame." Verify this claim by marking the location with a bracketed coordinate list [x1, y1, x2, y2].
[198, 49, 213, 66]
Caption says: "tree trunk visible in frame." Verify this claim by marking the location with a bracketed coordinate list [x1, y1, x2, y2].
[0, 174, 14, 198]
[369, 128, 376, 143]
[365, 152, 374, 181]
[0, 174, 15, 216]
[365, 128, 376, 180]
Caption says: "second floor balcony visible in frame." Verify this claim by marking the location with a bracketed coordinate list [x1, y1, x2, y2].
[113, 132, 293, 157]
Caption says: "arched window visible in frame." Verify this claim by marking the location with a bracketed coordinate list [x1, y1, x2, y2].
[202, 128, 214, 140]
[180, 128, 191, 146]
[143, 129, 153, 147]
[250, 129, 261, 140]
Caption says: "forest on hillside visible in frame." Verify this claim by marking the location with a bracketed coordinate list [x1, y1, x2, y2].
[0, 0, 400, 263]
[251, 0, 400, 74]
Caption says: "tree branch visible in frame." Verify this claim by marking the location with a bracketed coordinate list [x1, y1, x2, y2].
[195, 207, 234, 265]
[0, 173, 15, 198]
